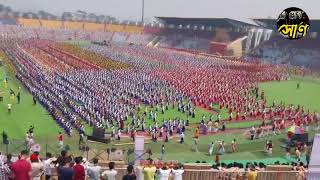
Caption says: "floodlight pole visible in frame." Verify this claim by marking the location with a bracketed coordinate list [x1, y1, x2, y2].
[141, 0, 145, 23]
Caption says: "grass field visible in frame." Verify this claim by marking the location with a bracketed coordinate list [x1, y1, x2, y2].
[1, 63, 319, 164]
[0, 66, 106, 155]
[63, 40, 92, 47]
[260, 78, 320, 112]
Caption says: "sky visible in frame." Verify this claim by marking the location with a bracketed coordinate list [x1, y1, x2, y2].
[0, 0, 318, 22]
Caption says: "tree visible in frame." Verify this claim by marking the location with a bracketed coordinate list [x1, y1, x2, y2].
[22, 13, 30, 18]
[4, 6, 12, 13]
[62, 12, 73, 21]
[97, 15, 106, 23]
[30, 12, 39, 19]
[87, 13, 97, 22]
[75, 10, 87, 21]
[109, 17, 117, 23]
[38, 10, 49, 19]
[39, 10, 57, 20]
[0, 4, 4, 12]
[13, 12, 20, 18]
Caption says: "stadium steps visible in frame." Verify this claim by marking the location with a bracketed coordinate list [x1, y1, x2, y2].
[147, 36, 161, 47]
[110, 32, 115, 41]
[125, 33, 130, 41]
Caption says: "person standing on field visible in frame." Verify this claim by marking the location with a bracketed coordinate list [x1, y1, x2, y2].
[58, 132, 64, 149]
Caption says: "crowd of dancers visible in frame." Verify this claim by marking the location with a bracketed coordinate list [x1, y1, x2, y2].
[0, 26, 318, 144]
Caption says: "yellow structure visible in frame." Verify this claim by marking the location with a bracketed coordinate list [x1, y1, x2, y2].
[17, 18, 41, 28]
[227, 36, 246, 57]
[124, 26, 144, 33]
[64, 21, 84, 30]
[84, 22, 105, 32]
[106, 24, 125, 32]
[17, 18, 145, 34]
[106, 24, 144, 33]
[40, 20, 62, 29]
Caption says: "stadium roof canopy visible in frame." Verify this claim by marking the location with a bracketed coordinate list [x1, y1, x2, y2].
[253, 18, 320, 32]
[156, 17, 257, 29]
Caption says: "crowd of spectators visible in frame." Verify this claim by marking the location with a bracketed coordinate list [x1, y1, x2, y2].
[0, 150, 187, 180]
[0, 150, 310, 180]
[0, 25, 153, 46]
[246, 37, 320, 71]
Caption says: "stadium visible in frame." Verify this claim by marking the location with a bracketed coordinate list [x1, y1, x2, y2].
[0, 1, 319, 180]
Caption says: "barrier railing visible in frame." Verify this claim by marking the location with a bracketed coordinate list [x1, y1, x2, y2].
[0, 139, 28, 155]
[40, 168, 306, 180]
[0, 140, 307, 180]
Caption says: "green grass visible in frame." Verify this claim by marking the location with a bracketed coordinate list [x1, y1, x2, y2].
[0, 67, 61, 140]
[0, 66, 108, 156]
[101, 103, 232, 133]
[227, 120, 266, 129]
[260, 78, 320, 112]
[134, 128, 319, 164]
[132, 105, 215, 124]
[64, 40, 92, 47]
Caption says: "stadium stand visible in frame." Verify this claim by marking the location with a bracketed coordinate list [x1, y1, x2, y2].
[124, 25, 144, 33]
[106, 24, 125, 32]
[158, 30, 213, 52]
[63, 21, 84, 30]
[143, 26, 163, 34]
[174, 38, 211, 51]
[17, 18, 41, 28]
[226, 36, 247, 56]
[40, 20, 62, 29]
[0, 18, 17, 25]
[246, 36, 320, 70]
[84, 22, 105, 32]
[126, 33, 155, 45]
[90, 31, 113, 42]
[112, 32, 127, 43]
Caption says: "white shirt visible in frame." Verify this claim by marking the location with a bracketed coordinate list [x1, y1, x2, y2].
[135, 166, 144, 180]
[31, 161, 44, 180]
[43, 158, 55, 175]
[159, 169, 171, 180]
[0, 154, 4, 165]
[180, 133, 185, 139]
[172, 169, 184, 180]
[86, 165, 101, 180]
[102, 169, 117, 180]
